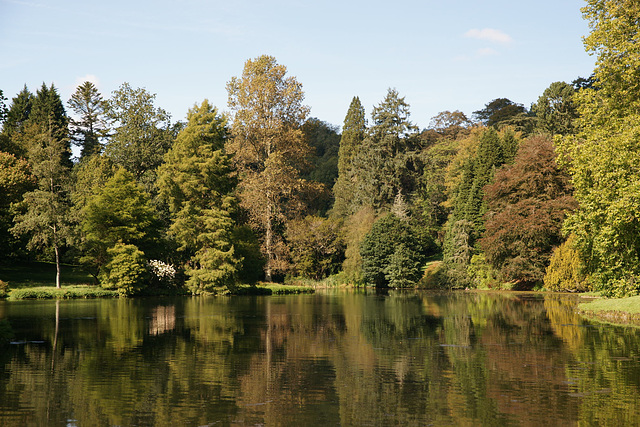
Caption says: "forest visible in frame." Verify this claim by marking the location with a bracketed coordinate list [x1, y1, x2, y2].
[0, 0, 639, 298]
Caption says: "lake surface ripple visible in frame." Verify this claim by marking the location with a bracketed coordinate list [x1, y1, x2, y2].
[1, 291, 639, 426]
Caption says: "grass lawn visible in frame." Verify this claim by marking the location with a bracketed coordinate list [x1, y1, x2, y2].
[579, 295, 640, 315]
[0, 261, 95, 289]
[0, 261, 110, 299]
[578, 295, 640, 325]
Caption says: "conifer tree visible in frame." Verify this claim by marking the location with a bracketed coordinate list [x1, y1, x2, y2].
[80, 168, 159, 279]
[1, 86, 34, 156]
[68, 81, 108, 159]
[332, 96, 366, 217]
[157, 100, 241, 293]
[350, 88, 419, 212]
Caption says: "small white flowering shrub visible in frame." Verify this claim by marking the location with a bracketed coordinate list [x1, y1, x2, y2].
[148, 260, 177, 287]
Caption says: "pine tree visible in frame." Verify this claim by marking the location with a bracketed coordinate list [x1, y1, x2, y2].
[68, 81, 108, 159]
[349, 88, 420, 212]
[332, 96, 366, 217]
[1, 86, 34, 156]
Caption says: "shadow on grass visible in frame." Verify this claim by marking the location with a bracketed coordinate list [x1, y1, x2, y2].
[0, 261, 94, 289]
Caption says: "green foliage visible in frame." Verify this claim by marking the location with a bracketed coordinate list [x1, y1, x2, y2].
[104, 82, 173, 181]
[531, 81, 579, 136]
[286, 215, 344, 280]
[11, 124, 75, 288]
[0, 89, 8, 126]
[81, 168, 159, 276]
[443, 128, 522, 278]
[360, 213, 426, 288]
[473, 98, 533, 133]
[0, 151, 35, 257]
[557, 2, 640, 297]
[99, 243, 148, 296]
[301, 118, 340, 188]
[231, 226, 265, 285]
[226, 55, 314, 281]
[68, 81, 108, 159]
[341, 206, 376, 284]
[157, 100, 241, 293]
[349, 89, 421, 212]
[544, 235, 589, 292]
[467, 254, 498, 289]
[332, 96, 367, 217]
[1, 85, 33, 156]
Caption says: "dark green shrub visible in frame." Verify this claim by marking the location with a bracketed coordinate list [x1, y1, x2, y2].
[360, 214, 427, 288]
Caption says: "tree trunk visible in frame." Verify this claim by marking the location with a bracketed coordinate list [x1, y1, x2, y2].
[265, 216, 273, 282]
[54, 243, 61, 289]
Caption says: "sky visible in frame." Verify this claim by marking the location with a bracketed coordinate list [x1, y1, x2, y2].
[1, 0, 596, 130]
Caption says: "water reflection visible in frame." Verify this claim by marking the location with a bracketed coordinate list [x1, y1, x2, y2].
[0, 292, 639, 425]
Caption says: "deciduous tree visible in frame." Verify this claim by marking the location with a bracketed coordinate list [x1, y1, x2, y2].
[104, 83, 173, 182]
[479, 135, 576, 286]
[226, 55, 313, 281]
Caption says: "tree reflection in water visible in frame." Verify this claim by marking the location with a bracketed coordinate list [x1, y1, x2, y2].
[0, 292, 639, 426]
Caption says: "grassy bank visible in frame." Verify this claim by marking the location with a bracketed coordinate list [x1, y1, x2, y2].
[0, 261, 94, 289]
[9, 286, 118, 300]
[578, 295, 640, 324]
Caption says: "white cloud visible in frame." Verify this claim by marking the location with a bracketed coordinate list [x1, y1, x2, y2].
[464, 28, 513, 44]
[73, 74, 101, 91]
[477, 47, 498, 56]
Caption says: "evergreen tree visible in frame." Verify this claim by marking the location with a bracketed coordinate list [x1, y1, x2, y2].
[0, 89, 8, 126]
[157, 100, 241, 293]
[1, 86, 34, 156]
[441, 128, 522, 286]
[68, 81, 108, 159]
[531, 81, 579, 136]
[360, 213, 424, 288]
[350, 88, 420, 212]
[332, 96, 367, 217]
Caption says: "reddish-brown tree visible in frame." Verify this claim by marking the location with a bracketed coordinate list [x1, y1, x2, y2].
[479, 135, 576, 285]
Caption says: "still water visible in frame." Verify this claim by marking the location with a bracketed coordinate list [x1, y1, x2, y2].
[0, 291, 639, 426]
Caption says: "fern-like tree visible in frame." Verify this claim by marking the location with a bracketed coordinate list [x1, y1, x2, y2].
[157, 100, 241, 293]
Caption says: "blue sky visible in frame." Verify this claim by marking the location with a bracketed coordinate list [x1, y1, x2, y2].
[1, 0, 595, 130]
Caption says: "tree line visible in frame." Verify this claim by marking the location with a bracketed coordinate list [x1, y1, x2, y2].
[0, 0, 638, 297]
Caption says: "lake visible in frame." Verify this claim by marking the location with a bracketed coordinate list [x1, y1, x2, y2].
[1, 291, 639, 426]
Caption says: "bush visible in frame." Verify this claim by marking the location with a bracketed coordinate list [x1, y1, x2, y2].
[99, 243, 149, 296]
[544, 235, 590, 292]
